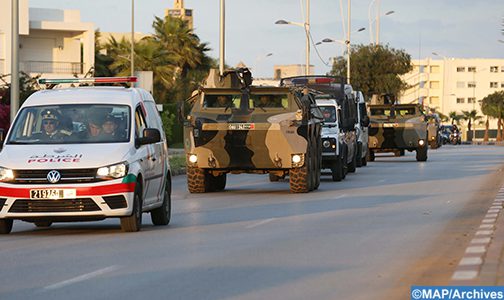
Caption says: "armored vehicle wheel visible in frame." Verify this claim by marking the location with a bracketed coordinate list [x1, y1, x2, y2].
[416, 146, 428, 162]
[187, 167, 208, 193]
[151, 179, 171, 226]
[356, 142, 363, 168]
[34, 221, 52, 228]
[290, 148, 312, 193]
[210, 173, 227, 192]
[400, 149, 405, 156]
[121, 184, 143, 232]
[0, 219, 13, 234]
[368, 150, 375, 162]
[269, 173, 280, 182]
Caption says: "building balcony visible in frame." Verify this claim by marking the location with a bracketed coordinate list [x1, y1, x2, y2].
[20, 60, 84, 75]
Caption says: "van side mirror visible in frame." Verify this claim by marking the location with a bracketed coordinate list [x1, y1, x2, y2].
[136, 128, 161, 147]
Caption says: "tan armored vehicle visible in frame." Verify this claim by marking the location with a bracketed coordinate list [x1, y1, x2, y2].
[368, 94, 428, 161]
[181, 68, 323, 193]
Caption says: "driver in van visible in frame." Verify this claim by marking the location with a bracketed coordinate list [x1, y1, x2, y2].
[33, 109, 69, 141]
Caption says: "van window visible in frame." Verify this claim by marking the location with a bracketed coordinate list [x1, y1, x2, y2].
[7, 104, 130, 144]
[135, 106, 148, 138]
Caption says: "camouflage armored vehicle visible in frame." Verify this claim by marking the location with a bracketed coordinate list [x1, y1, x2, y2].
[368, 94, 428, 162]
[280, 76, 359, 181]
[181, 68, 323, 193]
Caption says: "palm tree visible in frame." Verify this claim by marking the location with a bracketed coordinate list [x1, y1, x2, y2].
[481, 91, 504, 142]
[448, 111, 463, 125]
[462, 110, 482, 141]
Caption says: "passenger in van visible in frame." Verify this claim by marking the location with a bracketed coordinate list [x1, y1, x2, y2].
[86, 116, 103, 141]
[101, 114, 125, 141]
[33, 109, 69, 141]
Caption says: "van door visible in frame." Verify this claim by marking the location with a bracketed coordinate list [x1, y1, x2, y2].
[143, 101, 165, 205]
[135, 105, 157, 206]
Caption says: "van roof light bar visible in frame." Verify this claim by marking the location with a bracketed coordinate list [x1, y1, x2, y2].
[38, 76, 138, 85]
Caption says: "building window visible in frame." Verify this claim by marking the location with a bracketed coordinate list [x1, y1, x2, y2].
[457, 67, 465, 72]
[430, 81, 440, 89]
[501, 82, 504, 88]
[490, 82, 498, 88]
[456, 98, 465, 104]
[490, 66, 499, 73]
[468, 66, 476, 72]
[468, 97, 476, 103]
[430, 66, 440, 73]
[456, 81, 465, 88]
[468, 81, 476, 88]
[501, 66, 504, 73]
[430, 96, 440, 105]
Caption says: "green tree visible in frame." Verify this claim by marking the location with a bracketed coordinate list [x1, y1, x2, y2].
[94, 30, 114, 77]
[481, 91, 504, 141]
[329, 44, 412, 99]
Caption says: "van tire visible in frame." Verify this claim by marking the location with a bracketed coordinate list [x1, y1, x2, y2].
[356, 142, 363, 168]
[0, 219, 13, 234]
[331, 156, 345, 182]
[151, 179, 171, 226]
[121, 184, 143, 232]
[347, 145, 357, 173]
[187, 167, 207, 193]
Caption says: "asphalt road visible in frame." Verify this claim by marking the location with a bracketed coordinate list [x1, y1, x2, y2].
[2, 145, 504, 300]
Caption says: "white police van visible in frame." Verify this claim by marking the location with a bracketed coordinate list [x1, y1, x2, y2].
[0, 77, 171, 233]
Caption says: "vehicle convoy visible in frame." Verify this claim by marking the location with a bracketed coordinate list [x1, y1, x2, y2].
[354, 91, 370, 167]
[0, 77, 172, 234]
[426, 112, 442, 149]
[281, 76, 358, 181]
[182, 68, 323, 193]
[367, 94, 428, 162]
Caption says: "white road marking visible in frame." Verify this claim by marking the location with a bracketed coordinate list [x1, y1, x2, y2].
[465, 246, 486, 254]
[486, 213, 499, 218]
[459, 257, 483, 266]
[452, 270, 478, 280]
[44, 266, 120, 290]
[471, 237, 491, 244]
[475, 230, 493, 236]
[479, 224, 494, 229]
[488, 209, 500, 214]
[246, 218, 276, 229]
[482, 218, 497, 224]
[490, 206, 502, 210]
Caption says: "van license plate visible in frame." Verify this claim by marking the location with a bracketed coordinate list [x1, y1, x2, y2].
[30, 189, 76, 199]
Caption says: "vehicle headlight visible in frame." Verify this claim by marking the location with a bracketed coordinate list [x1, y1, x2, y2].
[188, 154, 198, 164]
[96, 162, 128, 179]
[323, 140, 331, 148]
[291, 154, 304, 167]
[0, 167, 14, 182]
[418, 139, 425, 146]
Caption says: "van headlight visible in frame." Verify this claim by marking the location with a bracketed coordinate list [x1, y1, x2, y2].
[0, 167, 14, 182]
[96, 162, 128, 179]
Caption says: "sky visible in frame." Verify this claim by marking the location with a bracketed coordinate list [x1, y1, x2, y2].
[29, 0, 504, 77]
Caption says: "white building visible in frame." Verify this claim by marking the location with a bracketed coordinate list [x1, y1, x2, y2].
[401, 58, 504, 140]
[0, 0, 94, 80]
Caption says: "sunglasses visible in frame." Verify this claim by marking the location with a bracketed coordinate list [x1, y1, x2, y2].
[42, 120, 57, 125]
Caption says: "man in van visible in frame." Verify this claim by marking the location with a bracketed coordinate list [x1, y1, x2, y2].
[32, 109, 68, 141]
[101, 114, 124, 141]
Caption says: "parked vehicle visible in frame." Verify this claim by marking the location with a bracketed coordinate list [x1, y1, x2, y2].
[426, 113, 442, 149]
[0, 77, 172, 234]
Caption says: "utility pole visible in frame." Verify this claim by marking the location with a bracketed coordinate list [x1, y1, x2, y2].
[346, 0, 351, 84]
[305, 0, 310, 75]
[131, 0, 135, 78]
[10, 0, 19, 122]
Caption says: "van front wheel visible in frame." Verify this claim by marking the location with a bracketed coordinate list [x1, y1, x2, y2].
[121, 184, 143, 232]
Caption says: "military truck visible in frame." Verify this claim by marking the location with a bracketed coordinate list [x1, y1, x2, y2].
[181, 68, 323, 193]
[281, 76, 359, 181]
[368, 94, 428, 162]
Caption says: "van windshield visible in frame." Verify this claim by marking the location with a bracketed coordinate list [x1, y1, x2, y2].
[7, 104, 131, 144]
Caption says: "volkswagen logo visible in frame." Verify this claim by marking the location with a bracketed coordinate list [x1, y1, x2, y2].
[46, 170, 61, 184]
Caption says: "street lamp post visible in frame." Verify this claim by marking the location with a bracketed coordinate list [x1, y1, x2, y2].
[219, 0, 225, 76]
[318, 28, 365, 84]
[368, 0, 394, 45]
[131, 0, 135, 78]
[10, 0, 19, 122]
[275, 0, 310, 75]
